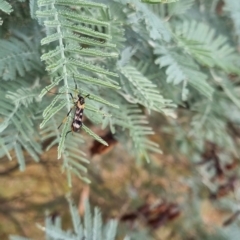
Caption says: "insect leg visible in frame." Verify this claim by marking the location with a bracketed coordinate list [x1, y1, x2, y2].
[72, 75, 79, 98]
[68, 92, 76, 104]
[58, 106, 74, 129]
[65, 130, 72, 138]
[72, 75, 78, 91]
[65, 114, 78, 138]
[45, 87, 74, 102]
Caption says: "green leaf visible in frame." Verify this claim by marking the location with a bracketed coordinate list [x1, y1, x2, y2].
[82, 124, 108, 146]
[154, 46, 214, 99]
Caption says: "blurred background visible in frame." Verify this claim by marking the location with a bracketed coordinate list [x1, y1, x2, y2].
[1, 117, 240, 239]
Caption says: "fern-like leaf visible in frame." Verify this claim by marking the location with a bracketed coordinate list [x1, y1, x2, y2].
[0, 81, 42, 169]
[175, 20, 240, 74]
[32, 198, 121, 240]
[93, 208, 102, 240]
[224, 0, 240, 43]
[0, 36, 42, 80]
[108, 96, 162, 163]
[167, 0, 194, 16]
[40, 114, 91, 184]
[154, 45, 214, 100]
[37, 0, 119, 158]
[0, 0, 13, 25]
[119, 64, 175, 115]
[114, 0, 172, 41]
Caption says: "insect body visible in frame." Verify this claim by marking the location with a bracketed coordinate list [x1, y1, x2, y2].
[45, 76, 90, 137]
[53, 76, 90, 137]
[59, 93, 90, 137]
[71, 94, 89, 132]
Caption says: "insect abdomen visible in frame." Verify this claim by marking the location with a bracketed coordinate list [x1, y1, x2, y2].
[72, 107, 83, 132]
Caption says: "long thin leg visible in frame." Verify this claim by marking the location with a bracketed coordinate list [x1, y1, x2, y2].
[69, 92, 75, 103]
[45, 87, 74, 101]
[72, 75, 91, 102]
[45, 87, 63, 95]
[65, 130, 72, 138]
[65, 115, 76, 138]
[58, 106, 74, 129]
[72, 75, 78, 91]
[72, 75, 79, 98]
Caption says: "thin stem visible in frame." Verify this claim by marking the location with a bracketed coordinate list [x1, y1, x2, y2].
[52, 2, 71, 113]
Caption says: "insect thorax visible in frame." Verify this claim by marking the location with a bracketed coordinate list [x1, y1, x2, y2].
[78, 95, 85, 105]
